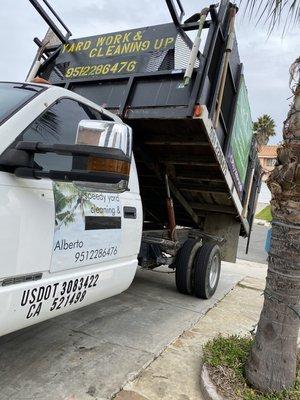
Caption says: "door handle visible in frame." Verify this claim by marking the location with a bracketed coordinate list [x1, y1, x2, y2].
[123, 206, 137, 219]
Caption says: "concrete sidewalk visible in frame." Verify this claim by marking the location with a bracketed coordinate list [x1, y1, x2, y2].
[115, 260, 268, 400]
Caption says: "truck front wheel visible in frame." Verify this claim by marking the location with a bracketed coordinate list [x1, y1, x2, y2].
[193, 243, 221, 299]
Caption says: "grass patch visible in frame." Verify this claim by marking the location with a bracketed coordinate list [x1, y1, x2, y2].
[203, 335, 300, 400]
[256, 205, 272, 222]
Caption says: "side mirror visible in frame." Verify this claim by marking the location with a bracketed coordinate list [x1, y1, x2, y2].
[75, 120, 133, 191]
[0, 121, 132, 191]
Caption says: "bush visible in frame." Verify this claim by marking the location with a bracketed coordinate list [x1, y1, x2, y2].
[202, 335, 299, 400]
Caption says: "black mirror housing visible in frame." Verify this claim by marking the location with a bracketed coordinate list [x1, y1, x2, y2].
[0, 141, 131, 188]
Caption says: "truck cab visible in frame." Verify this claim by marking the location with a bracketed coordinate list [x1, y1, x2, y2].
[0, 82, 142, 336]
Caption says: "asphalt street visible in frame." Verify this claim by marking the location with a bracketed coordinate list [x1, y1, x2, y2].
[0, 224, 268, 400]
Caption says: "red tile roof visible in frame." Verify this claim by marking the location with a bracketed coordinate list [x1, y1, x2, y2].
[258, 145, 278, 158]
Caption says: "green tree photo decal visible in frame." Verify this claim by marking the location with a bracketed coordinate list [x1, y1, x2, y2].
[53, 183, 94, 231]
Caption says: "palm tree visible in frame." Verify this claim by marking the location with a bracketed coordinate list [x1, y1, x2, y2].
[242, 0, 300, 393]
[253, 114, 276, 148]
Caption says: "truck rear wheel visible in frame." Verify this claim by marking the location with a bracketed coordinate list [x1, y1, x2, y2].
[175, 239, 202, 295]
[193, 243, 221, 299]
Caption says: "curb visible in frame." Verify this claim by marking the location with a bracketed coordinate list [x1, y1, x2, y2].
[200, 364, 224, 400]
[253, 218, 271, 227]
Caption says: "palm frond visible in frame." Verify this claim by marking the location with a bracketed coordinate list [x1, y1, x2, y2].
[241, 0, 300, 31]
[289, 57, 300, 92]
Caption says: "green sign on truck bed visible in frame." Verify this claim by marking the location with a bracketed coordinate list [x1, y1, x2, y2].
[227, 76, 253, 196]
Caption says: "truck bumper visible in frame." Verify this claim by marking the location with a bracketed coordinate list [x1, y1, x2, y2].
[0, 258, 138, 337]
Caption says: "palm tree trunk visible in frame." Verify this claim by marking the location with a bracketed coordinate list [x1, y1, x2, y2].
[245, 59, 300, 393]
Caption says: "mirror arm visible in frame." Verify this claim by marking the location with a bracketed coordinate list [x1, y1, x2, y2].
[16, 142, 130, 162]
[0, 149, 32, 168]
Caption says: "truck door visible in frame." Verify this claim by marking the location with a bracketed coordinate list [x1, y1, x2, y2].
[1, 97, 141, 278]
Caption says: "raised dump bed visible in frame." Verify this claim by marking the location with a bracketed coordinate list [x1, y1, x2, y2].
[31, 0, 261, 263]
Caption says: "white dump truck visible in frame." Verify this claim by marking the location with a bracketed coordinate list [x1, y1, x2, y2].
[0, 0, 261, 337]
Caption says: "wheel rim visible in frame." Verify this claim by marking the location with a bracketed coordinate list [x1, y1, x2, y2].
[209, 255, 219, 288]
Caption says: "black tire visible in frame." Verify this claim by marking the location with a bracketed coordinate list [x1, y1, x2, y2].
[193, 243, 221, 299]
[175, 239, 202, 294]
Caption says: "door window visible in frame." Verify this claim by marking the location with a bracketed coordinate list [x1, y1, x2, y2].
[18, 98, 111, 171]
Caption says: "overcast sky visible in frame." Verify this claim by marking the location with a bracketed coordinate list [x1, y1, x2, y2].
[1, 0, 299, 144]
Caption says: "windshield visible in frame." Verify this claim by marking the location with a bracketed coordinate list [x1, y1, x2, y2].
[0, 82, 45, 125]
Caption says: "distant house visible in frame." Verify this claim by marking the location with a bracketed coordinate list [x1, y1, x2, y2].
[258, 145, 278, 179]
